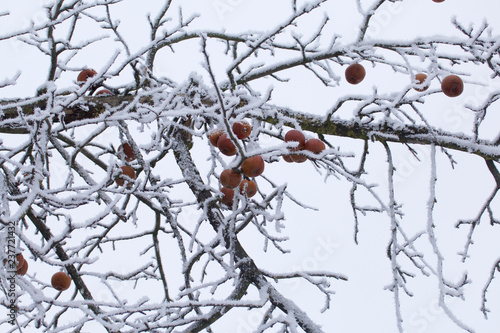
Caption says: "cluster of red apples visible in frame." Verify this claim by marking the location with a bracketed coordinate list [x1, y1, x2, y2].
[344, 63, 464, 97]
[4, 252, 72, 291]
[77, 60, 463, 198]
[282, 130, 326, 163]
[210, 121, 328, 206]
[210, 121, 264, 206]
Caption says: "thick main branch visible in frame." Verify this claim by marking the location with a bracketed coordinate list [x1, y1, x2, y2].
[2, 96, 499, 160]
[171, 128, 325, 333]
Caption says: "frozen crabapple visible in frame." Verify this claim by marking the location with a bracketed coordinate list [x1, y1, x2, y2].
[413, 73, 429, 92]
[115, 166, 136, 187]
[15, 253, 25, 271]
[209, 129, 225, 147]
[291, 154, 307, 163]
[217, 134, 237, 156]
[239, 179, 257, 198]
[441, 75, 463, 97]
[118, 143, 136, 162]
[241, 155, 265, 178]
[17, 260, 28, 275]
[232, 120, 252, 140]
[4, 253, 25, 271]
[51, 272, 72, 291]
[77, 68, 97, 85]
[305, 138, 326, 155]
[95, 89, 112, 96]
[284, 130, 306, 151]
[345, 63, 366, 85]
[221, 187, 234, 206]
[220, 169, 242, 189]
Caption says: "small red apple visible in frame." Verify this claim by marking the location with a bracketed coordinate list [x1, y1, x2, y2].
[239, 179, 257, 198]
[284, 130, 306, 151]
[118, 143, 136, 162]
[217, 134, 237, 156]
[220, 169, 242, 188]
[432, 0, 444, 2]
[115, 166, 136, 187]
[51, 272, 72, 291]
[291, 154, 307, 163]
[4, 253, 25, 272]
[282, 155, 294, 163]
[15, 254, 25, 271]
[304, 139, 326, 155]
[209, 129, 225, 147]
[221, 187, 235, 206]
[413, 73, 429, 92]
[241, 155, 265, 178]
[345, 63, 366, 85]
[441, 75, 463, 97]
[232, 121, 252, 140]
[95, 89, 112, 96]
[17, 260, 28, 276]
[77, 69, 97, 85]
